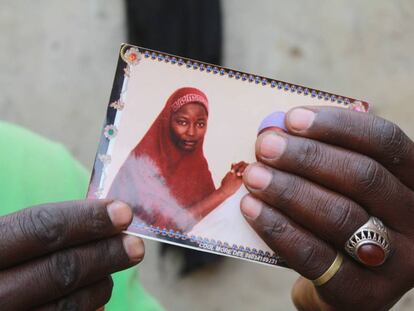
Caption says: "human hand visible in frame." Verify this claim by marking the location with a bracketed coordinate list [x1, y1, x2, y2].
[220, 170, 243, 197]
[241, 106, 414, 310]
[231, 161, 249, 177]
[0, 200, 144, 310]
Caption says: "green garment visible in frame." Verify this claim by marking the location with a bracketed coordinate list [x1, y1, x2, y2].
[0, 121, 164, 311]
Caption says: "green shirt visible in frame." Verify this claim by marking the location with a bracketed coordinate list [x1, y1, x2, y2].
[0, 121, 164, 311]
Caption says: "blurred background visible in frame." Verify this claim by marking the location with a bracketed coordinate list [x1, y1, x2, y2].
[2, 0, 414, 310]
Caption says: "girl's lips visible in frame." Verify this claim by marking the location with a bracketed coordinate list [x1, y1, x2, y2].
[183, 140, 197, 145]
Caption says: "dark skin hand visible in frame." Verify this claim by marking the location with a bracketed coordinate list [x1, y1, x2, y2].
[0, 200, 144, 310]
[241, 106, 414, 311]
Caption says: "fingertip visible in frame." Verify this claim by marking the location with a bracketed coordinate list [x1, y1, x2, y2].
[122, 235, 145, 263]
[107, 201, 133, 229]
[291, 277, 331, 311]
[243, 163, 272, 191]
[256, 131, 287, 160]
[291, 277, 312, 311]
[240, 194, 262, 221]
[286, 108, 315, 132]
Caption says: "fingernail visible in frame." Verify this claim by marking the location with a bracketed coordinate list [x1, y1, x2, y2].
[240, 195, 262, 220]
[258, 132, 286, 160]
[107, 201, 133, 228]
[288, 108, 315, 131]
[243, 165, 272, 190]
[123, 235, 145, 262]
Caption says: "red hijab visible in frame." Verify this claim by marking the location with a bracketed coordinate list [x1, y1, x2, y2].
[131, 87, 215, 207]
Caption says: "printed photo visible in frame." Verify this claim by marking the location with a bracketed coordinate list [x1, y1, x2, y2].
[88, 44, 368, 266]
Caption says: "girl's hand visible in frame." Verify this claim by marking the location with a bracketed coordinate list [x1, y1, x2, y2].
[231, 161, 249, 177]
[220, 171, 243, 197]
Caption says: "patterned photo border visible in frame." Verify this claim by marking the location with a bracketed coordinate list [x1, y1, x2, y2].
[88, 43, 369, 267]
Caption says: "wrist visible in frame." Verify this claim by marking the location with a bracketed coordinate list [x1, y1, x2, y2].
[219, 184, 237, 201]
[217, 186, 229, 199]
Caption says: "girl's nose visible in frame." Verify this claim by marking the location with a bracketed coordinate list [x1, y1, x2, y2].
[187, 124, 195, 136]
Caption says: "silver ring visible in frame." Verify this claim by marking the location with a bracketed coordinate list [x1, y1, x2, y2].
[344, 216, 391, 267]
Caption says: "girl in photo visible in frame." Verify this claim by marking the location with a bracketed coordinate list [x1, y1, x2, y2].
[108, 87, 245, 232]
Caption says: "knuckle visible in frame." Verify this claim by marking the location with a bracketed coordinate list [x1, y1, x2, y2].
[374, 118, 409, 163]
[24, 206, 65, 248]
[47, 250, 81, 295]
[307, 191, 333, 218]
[363, 160, 380, 184]
[311, 193, 355, 241]
[353, 158, 385, 195]
[297, 242, 317, 268]
[87, 203, 112, 236]
[296, 139, 324, 171]
[292, 235, 325, 277]
[376, 119, 402, 148]
[326, 197, 354, 237]
[333, 109, 355, 137]
[262, 213, 289, 241]
[269, 173, 307, 207]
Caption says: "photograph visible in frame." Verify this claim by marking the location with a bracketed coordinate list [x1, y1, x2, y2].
[87, 44, 369, 266]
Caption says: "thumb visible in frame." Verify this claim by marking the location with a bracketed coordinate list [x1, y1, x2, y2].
[291, 277, 333, 311]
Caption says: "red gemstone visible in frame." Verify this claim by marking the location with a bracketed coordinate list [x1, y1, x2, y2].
[129, 53, 137, 61]
[356, 243, 385, 267]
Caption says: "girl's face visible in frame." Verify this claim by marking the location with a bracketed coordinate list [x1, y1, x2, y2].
[170, 103, 208, 152]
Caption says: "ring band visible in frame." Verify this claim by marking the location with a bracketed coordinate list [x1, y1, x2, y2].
[311, 253, 344, 287]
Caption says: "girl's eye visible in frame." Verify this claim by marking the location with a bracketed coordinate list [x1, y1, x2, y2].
[197, 122, 205, 128]
[177, 120, 187, 126]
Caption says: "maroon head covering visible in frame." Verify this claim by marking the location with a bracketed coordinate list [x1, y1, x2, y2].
[107, 87, 215, 231]
[132, 86, 215, 207]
